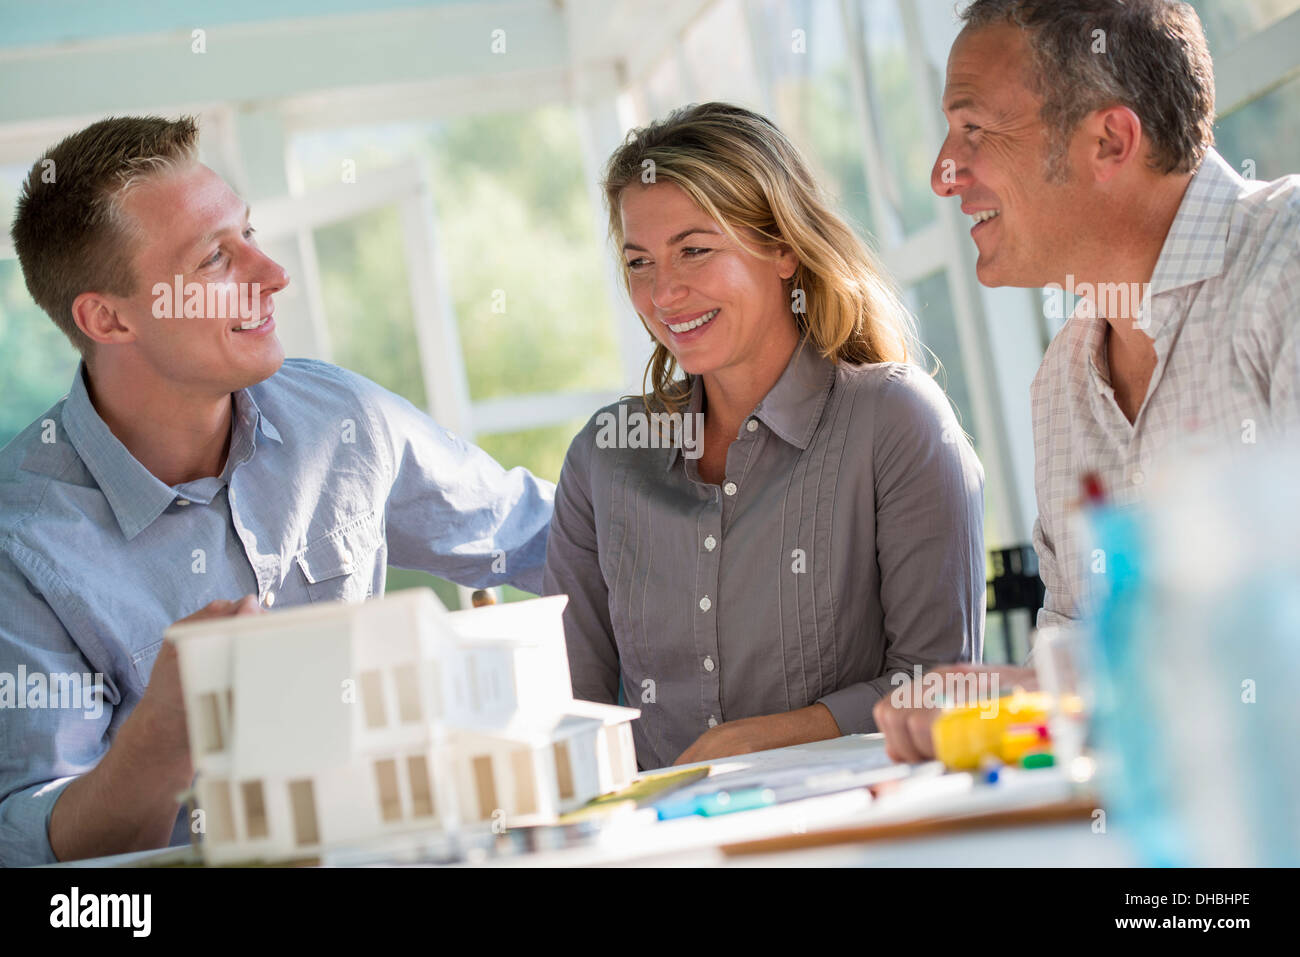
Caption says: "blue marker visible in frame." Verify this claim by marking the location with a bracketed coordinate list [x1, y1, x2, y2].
[697, 788, 775, 816]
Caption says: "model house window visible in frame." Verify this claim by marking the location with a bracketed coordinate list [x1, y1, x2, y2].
[466, 656, 481, 712]
[288, 779, 320, 847]
[393, 665, 422, 723]
[426, 659, 444, 719]
[205, 779, 235, 844]
[197, 691, 225, 754]
[374, 758, 402, 822]
[407, 755, 435, 819]
[359, 669, 386, 730]
[241, 780, 268, 839]
[451, 670, 466, 712]
[511, 749, 537, 817]
[553, 741, 575, 801]
[472, 755, 497, 821]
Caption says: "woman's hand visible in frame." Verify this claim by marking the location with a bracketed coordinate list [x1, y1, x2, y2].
[672, 703, 841, 766]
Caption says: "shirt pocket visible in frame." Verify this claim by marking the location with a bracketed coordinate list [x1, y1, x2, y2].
[295, 513, 382, 603]
[131, 638, 165, 689]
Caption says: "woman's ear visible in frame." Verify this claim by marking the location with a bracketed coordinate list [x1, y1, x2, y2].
[776, 243, 799, 280]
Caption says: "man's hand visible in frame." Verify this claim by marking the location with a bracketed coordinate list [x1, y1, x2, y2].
[49, 595, 261, 862]
[673, 703, 841, 766]
[872, 664, 1037, 764]
[133, 596, 262, 771]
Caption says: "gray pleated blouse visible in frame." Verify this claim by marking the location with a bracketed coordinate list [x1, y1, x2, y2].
[543, 344, 985, 769]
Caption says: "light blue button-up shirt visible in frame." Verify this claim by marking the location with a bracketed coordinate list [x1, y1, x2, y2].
[0, 358, 554, 865]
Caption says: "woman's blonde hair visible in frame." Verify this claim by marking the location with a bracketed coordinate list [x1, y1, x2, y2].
[603, 101, 922, 412]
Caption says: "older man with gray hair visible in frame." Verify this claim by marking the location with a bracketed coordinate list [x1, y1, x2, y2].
[875, 0, 1300, 760]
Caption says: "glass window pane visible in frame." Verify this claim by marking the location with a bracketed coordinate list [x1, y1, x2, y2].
[644, 55, 687, 121]
[1189, 0, 1300, 55]
[682, 0, 764, 108]
[314, 206, 427, 408]
[752, 0, 876, 239]
[289, 108, 623, 404]
[385, 567, 462, 607]
[427, 108, 621, 402]
[0, 258, 79, 448]
[1213, 75, 1300, 180]
[906, 270, 975, 443]
[862, 0, 938, 237]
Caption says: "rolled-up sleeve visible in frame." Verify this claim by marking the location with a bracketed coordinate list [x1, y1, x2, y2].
[1032, 514, 1077, 632]
[0, 549, 114, 867]
[541, 421, 620, 705]
[816, 368, 985, 733]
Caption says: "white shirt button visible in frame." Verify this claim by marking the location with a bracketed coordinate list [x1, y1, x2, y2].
[1132, 470, 1145, 486]
[704, 535, 717, 552]
[175, 499, 190, 507]
[699, 596, 712, 612]
[703, 656, 715, 672]
[708, 716, 718, 728]
[340, 549, 353, 569]
[746, 419, 758, 432]
[264, 590, 276, 608]
[723, 481, 738, 496]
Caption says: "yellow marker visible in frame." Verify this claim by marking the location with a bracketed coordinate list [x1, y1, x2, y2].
[930, 691, 1053, 770]
[558, 766, 710, 823]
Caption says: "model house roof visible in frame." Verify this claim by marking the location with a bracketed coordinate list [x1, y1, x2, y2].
[167, 588, 639, 777]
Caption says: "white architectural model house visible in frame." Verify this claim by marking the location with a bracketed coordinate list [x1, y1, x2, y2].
[167, 589, 639, 865]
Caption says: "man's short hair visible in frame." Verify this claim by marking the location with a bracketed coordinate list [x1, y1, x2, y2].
[959, 0, 1215, 181]
[9, 115, 200, 358]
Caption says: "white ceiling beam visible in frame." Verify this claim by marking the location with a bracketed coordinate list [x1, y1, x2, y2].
[0, 1, 568, 126]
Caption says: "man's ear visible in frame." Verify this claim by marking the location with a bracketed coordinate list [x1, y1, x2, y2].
[1082, 105, 1143, 184]
[71, 292, 138, 347]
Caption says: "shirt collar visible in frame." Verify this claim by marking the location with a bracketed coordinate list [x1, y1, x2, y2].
[1071, 147, 1244, 359]
[60, 363, 281, 540]
[664, 341, 835, 469]
[1147, 148, 1243, 302]
[239, 385, 282, 446]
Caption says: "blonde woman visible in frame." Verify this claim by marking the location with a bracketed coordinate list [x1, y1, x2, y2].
[543, 102, 984, 769]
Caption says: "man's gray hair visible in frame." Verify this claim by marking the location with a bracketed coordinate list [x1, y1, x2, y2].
[959, 0, 1215, 181]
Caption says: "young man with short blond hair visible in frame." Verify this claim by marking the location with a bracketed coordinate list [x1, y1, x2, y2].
[1, 115, 554, 865]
